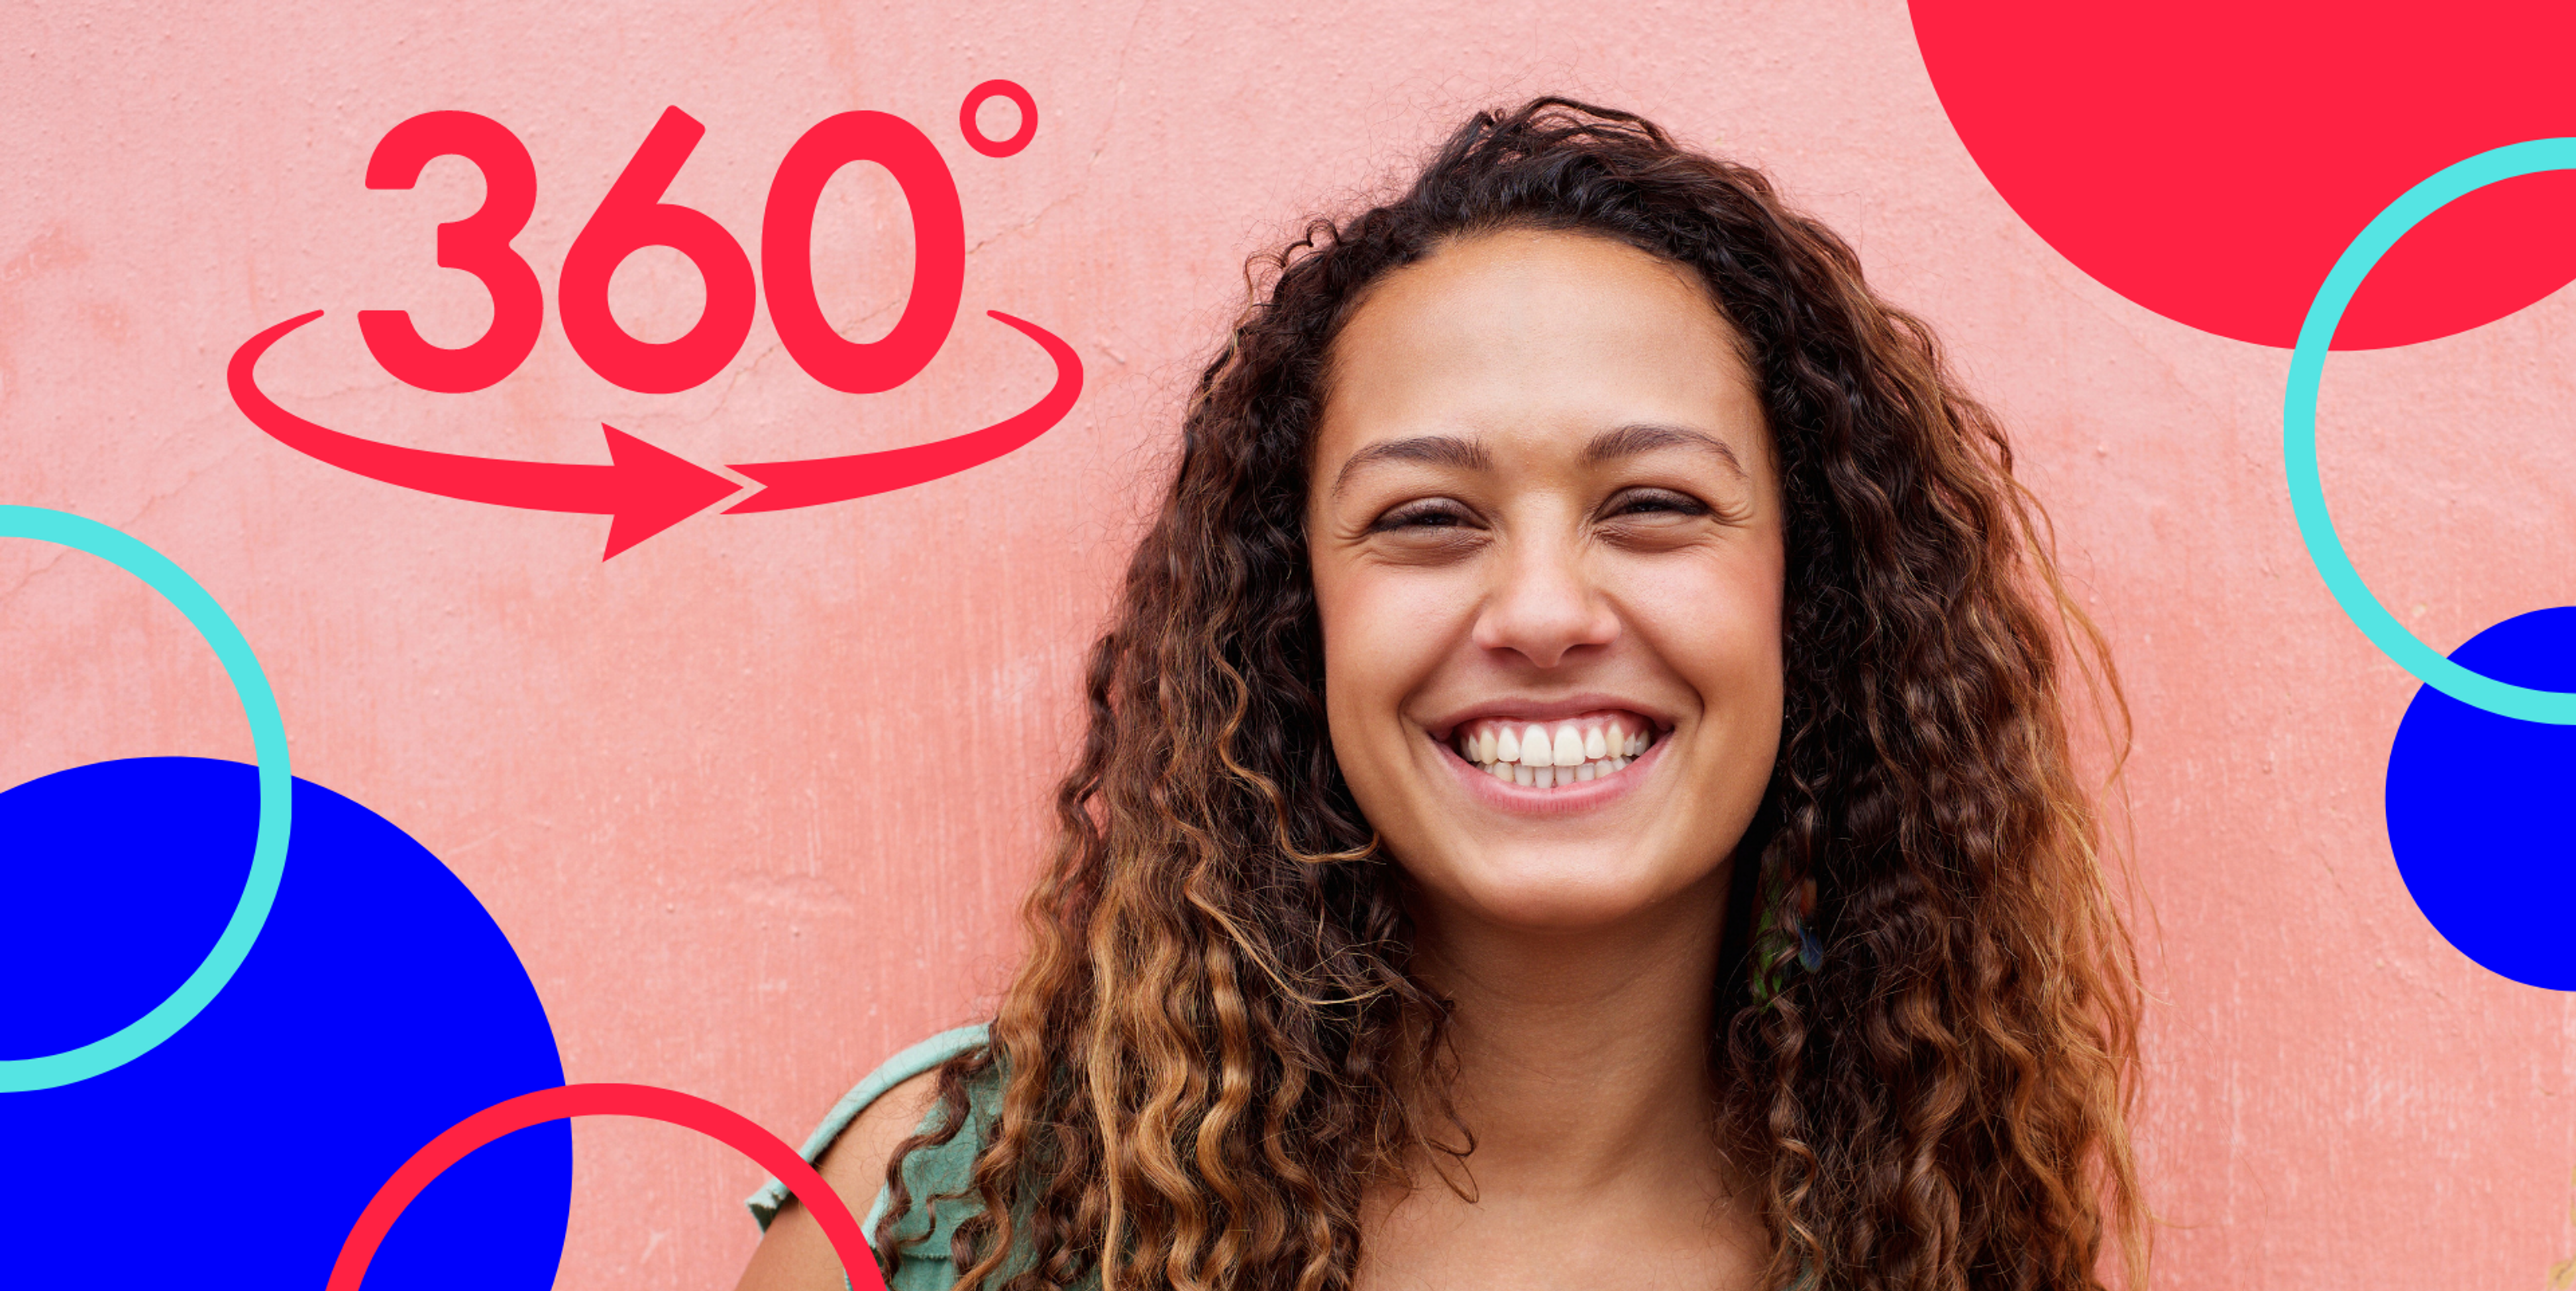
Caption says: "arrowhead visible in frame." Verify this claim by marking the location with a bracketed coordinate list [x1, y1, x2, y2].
[597, 425, 747, 559]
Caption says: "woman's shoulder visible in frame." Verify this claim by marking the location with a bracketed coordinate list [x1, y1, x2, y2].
[744, 1023, 993, 1233]
[737, 1024, 997, 1291]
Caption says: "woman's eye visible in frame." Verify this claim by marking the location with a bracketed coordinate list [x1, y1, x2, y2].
[1609, 490, 1709, 518]
[1373, 503, 1470, 531]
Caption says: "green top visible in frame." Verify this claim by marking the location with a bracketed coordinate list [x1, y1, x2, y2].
[746, 1024, 1005, 1291]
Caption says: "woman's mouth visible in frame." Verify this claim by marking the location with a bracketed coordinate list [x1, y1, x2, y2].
[1447, 712, 1660, 789]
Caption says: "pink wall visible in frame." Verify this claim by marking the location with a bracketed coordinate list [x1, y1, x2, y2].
[5, 1, 2572, 1285]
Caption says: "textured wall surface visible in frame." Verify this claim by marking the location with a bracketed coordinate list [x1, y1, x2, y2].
[4, 1, 2572, 1286]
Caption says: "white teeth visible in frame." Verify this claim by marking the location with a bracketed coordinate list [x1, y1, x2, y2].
[1456, 716, 1657, 787]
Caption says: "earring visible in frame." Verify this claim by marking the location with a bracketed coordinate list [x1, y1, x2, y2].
[1792, 876, 1823, 974]
[1749, 870, 1822, 1004]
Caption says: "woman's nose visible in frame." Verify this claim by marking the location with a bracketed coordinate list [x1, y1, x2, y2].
[1470, 536, 1619, 668]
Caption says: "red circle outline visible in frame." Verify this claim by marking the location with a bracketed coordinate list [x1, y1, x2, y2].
[325, 1083, 883, 1291]
[959, 79, 1037, 158]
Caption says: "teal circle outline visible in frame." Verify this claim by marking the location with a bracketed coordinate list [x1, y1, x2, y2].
[0, 505, 291, 1090]
[2287, 137, 2576, 725]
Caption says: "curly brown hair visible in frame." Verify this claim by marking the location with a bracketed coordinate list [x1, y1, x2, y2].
[869, 97, 2147, 1291]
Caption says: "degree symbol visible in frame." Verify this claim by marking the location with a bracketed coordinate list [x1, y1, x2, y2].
[959, 79, 1037, 158]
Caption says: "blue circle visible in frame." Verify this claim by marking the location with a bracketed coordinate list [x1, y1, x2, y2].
[2284, 138, 2576, 724]
[0, 757, 570, 1285]
[2384, 607, 2576, 988]
[0, 506, 292, 1089]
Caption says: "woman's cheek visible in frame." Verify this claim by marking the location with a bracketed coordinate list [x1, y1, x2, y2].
[1324, 568, 1458, 815]
[1343, 564, 1460, 677]
[1321, 570, 1414, 769]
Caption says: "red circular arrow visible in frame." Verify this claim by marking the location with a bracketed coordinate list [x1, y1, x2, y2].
[724, 309, 1081, 512]
[230, 311, 745, 558]
[229, 309, 1083, 556]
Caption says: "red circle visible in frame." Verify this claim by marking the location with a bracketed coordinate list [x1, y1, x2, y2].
[324, 1083, 884, 1291]
[959, 79, 1037, 158]
[1913, 1, 2576, 350]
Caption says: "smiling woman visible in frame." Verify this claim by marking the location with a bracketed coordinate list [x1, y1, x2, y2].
[1309, 231, 1785, 953]
[739, 99, 2146, 1291]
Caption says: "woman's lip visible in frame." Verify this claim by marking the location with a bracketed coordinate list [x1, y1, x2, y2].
[1434, 725, 1668, 815]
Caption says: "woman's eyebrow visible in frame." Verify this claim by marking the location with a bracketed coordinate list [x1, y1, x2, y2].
[1583, 423, 1748, 479]
[1328, 423, 1745, 500]
[1328, 434, 1492, 499]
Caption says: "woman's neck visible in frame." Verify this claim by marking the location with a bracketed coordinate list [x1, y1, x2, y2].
[1400, 866, 1735, 1194]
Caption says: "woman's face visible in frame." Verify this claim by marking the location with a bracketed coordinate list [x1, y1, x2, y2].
[1307, 227, 1785, 935]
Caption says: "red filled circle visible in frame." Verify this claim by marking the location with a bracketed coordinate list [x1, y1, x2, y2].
[960, 79, 1038, 158]
[1911, 0, 2576, 350]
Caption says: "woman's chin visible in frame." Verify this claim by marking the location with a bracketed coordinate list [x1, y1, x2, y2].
[1416, 847, 1718, 939]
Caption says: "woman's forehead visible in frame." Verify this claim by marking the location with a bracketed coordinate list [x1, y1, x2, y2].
[1316, 228, 1766, 477]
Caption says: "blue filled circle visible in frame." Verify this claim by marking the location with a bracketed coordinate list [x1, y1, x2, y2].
[0, 757, 570, 1287]
[2384, 607, 2576, 988]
